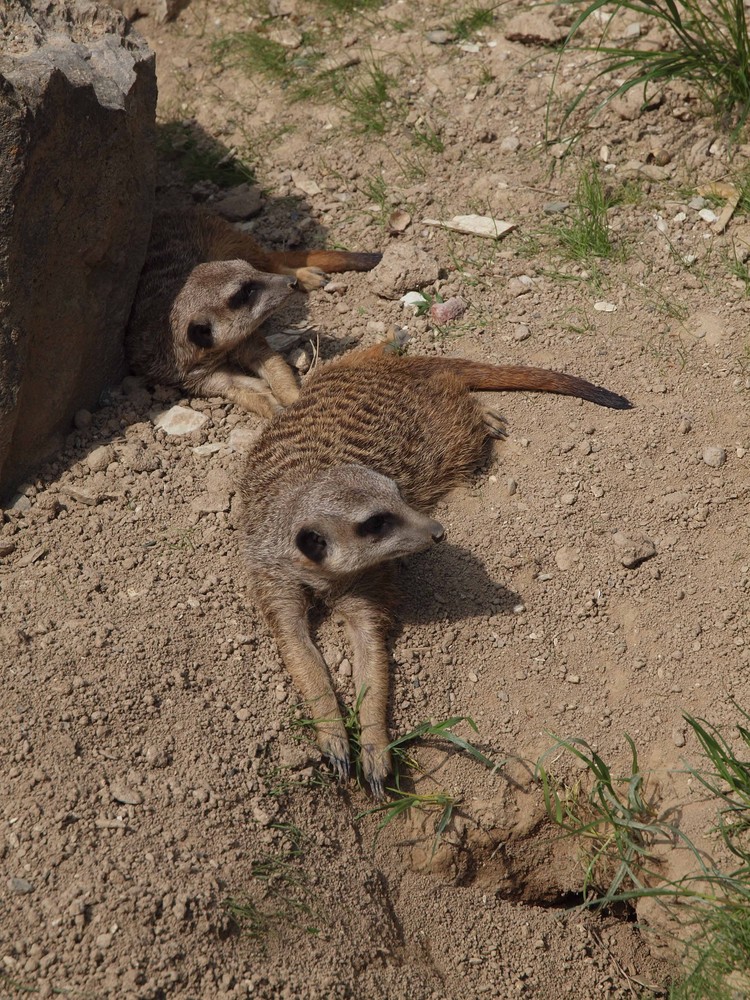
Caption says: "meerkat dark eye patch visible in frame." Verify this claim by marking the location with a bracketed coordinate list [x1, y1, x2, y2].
[227, 281, 259, 310]
[357, 512, 397, 538]
[187, 321, 213, 348]
[296, 528, 327, 563]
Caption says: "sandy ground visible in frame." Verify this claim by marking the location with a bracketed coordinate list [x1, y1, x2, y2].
[2, 1, 749, 997]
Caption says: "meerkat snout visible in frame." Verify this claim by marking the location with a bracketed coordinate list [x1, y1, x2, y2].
[288, 465, 444, 579]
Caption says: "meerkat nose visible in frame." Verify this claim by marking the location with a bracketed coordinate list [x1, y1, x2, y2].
[430, 521, 446, 543]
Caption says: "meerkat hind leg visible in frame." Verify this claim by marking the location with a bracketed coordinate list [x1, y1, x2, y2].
[273, 264, 330, 292]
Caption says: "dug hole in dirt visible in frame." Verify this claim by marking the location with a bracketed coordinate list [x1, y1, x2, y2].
[2, 0, 750, 997]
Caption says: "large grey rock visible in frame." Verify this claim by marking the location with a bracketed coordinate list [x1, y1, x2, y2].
[0, 0, 156, 498]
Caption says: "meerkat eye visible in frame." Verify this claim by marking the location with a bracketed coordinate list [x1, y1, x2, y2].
[295, 528, 327, 563]
[357, 512, 397, 538]
[227, 281, 259, 309]
[187, 321, 213, 348]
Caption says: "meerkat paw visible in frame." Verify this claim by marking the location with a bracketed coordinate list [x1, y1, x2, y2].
[483, 408, 508, 440]
[361, 744, 392, 801]
[382, 326, 411, 354]
[295, 267, 330, 292]
[319, 731, 350, 782]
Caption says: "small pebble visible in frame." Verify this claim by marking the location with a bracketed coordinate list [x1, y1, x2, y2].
[74, 409, 92, 430]
[86, 444, 115, 473]
[672, 728, 686, 748]
[560, 492, 577, 506]
[338, 658, 352, 677]
[679, 416, 692, 434]
[8, 877, 33, 894]
[566, 674, 581, 684]
[543, 201, 569, 214]
[702, 445, 726, 469]
[513, 324, 531, 341]
[467, 671, 478, 683]
[425, 29, 455, 44]
[109, 782, 143, 806]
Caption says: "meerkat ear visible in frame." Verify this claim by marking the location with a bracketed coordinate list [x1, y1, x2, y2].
[187, 321, 213, 348]
[295, 528, 327, 563]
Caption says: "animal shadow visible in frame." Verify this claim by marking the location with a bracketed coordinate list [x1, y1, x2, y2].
[397, 541, 520, 626]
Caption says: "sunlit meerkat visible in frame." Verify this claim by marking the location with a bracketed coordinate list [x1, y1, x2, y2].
[126, 210, 381, 417]
[238, 339, 632, 796]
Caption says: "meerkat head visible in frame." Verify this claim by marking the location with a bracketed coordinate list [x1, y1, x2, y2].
[171, 260, 295, 366]
[288, 465, 445, 580]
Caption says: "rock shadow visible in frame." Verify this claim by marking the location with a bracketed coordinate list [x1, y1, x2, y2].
[5, 121, 365, 500]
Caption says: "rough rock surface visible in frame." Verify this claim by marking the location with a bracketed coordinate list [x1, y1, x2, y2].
[0, 0, 156, 498]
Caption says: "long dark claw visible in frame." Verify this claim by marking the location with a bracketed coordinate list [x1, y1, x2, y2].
[484, 408, 508, 440]
[369, 776, 385, 802]
[326, 752, 350, 783]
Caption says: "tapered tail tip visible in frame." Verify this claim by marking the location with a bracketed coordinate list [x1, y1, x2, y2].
[593, 388, 633, 410]
[351, 252, 383, 272]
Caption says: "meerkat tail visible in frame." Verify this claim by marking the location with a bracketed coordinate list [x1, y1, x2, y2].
[429, 359, 633, 410]
[267, 249, 383, 274]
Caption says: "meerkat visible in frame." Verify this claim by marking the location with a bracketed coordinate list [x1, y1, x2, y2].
[125, 210, 382, 417]
[238, 340, 631, 797]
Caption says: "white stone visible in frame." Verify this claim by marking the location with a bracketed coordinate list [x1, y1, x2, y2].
[153, 406, 208, 436]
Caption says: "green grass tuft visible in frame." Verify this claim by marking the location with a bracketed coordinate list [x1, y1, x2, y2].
[358, 716, 502, 850]
[157, 122, 255, 187]
[212, 30, 291, 81]
[535, 732, 667, 904]
[334, 62, 397, 135]
[555, 165, 617, 264]
[452, 4, 498, 41]
[550, 0, 750, 134]
[538, 707, 750, 997]
[312, 0, 383, 12]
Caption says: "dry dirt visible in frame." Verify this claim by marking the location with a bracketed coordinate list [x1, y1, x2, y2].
[2, 1, 750, 998]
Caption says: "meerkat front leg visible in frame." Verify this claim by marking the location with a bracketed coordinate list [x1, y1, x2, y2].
[260, 586, 350, 778]
[336, 567, 398, 799]
[233, 337, 300, 407]
[197, 369, 280, 418]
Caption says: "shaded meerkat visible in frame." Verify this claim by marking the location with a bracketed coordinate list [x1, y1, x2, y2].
[126, 210, 381, 417]
[238, 340, 631, 797]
